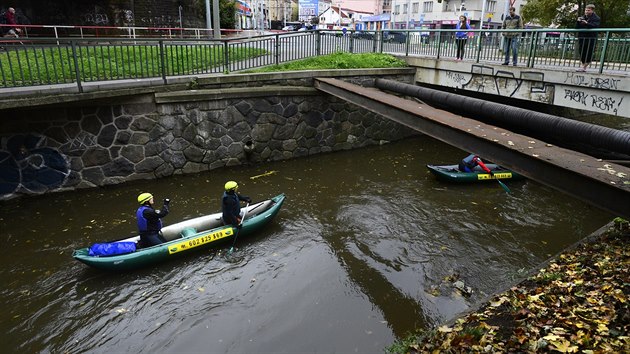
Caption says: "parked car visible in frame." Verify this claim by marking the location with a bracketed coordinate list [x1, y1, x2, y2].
[383, 31, 407, 43]
[352, 31, 374, 40]
[282, 25, 295, 31]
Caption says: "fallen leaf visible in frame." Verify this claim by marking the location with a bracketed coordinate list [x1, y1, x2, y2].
[549, 338, 578, 353]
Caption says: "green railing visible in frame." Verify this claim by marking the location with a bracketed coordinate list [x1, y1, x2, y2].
[0, 28, 628, 92]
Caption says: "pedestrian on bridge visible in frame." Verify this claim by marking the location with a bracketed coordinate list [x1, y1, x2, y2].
[576, 4, 601, 72]
[455, 15, 471, 61]
[501, 7, 523, 66]
[2, 7, 21, 38]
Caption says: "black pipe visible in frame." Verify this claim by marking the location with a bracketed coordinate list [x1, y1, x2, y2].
[375, 78, 630, 159]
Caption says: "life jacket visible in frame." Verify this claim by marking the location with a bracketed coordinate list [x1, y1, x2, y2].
[222, 191, 241, 224]
[136, 205, 162, 233]
[462, 154, 478, 169]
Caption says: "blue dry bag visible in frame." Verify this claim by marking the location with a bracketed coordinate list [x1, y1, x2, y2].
[89, 242, 137, 256]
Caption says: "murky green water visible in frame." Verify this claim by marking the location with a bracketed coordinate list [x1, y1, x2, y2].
[0, 136, 612, 353]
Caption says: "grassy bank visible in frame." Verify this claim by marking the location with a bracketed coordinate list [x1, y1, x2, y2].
[0, 44, 267, 85]
[387, 218, 629, 353]
[242, 52, 407, 72]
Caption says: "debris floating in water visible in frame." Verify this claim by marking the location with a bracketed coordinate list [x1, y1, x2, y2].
[250, 171, 278, 180]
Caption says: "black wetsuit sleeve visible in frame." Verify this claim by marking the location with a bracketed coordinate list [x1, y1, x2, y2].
[237, 194, 252, 203]
[143, 205, 169, 220]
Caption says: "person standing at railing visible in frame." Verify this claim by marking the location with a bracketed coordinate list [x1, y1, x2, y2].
[576, 4, 601, 72]
[501, 7, 524, 66]
[455, 15, 471, 61]
[2, 7, 22, 38]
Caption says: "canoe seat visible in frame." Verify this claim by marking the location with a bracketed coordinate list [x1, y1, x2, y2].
[159, 200, 275, 242]
[160, 215, 224, 241]
[180, 227, 197, 238]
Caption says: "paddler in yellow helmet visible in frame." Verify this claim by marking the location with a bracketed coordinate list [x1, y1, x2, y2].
[221, 181, 252, 227]
[136, 192, 170, 247]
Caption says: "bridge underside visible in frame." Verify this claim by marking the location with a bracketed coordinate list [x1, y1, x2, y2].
[314, 78, 630, 219]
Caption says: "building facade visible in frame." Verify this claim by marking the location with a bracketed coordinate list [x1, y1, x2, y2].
[389, 0, 526, 30]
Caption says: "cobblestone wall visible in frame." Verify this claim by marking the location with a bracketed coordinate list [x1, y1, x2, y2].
[0, 83, 416, 200]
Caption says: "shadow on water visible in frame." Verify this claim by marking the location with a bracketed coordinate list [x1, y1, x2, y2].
[0, 136, 613, 353]
[322, 226, 429, 337]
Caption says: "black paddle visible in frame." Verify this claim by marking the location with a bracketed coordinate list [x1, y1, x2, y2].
[227, 203, 249, 255]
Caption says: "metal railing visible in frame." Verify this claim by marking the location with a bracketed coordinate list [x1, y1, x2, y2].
[1, 28, 628, 92]
[0, 23, 246, 39]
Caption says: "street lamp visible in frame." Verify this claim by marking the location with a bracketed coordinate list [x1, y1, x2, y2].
[179, 5, 183, 29]
[459, 2, 466, 17]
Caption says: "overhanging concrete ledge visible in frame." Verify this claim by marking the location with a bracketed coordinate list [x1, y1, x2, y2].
[314, 77, 630, 219]
[154, 86, 319, 104]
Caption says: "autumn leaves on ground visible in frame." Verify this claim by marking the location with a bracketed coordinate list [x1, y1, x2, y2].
[392, 219, 629, 353]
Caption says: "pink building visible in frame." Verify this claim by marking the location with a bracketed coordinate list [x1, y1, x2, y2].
[336, 0, 380, 14]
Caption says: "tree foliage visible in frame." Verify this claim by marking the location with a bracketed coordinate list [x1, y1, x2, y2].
[522, 0, 630, 28]
[193, 0, 237, 29]
[218, 0, 237, 29]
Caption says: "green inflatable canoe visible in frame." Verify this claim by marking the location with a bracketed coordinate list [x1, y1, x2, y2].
[73, 194, 285, 271]
[427, 164, 525, 183]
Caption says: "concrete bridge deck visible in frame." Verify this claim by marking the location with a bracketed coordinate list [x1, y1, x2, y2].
[314, 77, 630, 219]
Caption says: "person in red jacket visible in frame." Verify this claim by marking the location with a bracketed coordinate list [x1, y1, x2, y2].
[458, 154, 493, 174]
[3, 7, 22, 38]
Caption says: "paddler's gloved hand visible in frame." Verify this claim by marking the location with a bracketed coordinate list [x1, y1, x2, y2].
[245, 197, 252, 203]
[164, 198, 170, 205]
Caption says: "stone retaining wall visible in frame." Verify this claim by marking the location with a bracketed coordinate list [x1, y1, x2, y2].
[0, 71, 416, 200]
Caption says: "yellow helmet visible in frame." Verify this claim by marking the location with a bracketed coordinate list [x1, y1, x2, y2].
[137, 192, 153, 204]
[224, 181, 238, 191]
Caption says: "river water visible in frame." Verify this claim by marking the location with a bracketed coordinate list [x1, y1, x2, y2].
[0, 136, 612, 353]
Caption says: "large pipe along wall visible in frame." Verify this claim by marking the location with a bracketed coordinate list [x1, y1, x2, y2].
[374, 78, 630, 160]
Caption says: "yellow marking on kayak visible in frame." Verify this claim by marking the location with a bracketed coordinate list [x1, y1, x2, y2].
[168, 228, 234, 254]
[477, 173, 512, 180]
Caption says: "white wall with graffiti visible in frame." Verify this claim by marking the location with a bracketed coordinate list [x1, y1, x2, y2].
[411, 60, 630, 119]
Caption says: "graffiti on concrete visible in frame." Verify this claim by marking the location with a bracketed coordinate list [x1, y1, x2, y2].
[453, 65, 553, 100]
[81, 5, 110, 25]
[563, 72, 622, 90]
[445, 71, 467, 86]
[431, 64, 629, 118]
[559, 87, 625, 116]
[82, 13, 109, 25]
[121, 10, 134, 26]
[0, 134, 69, 198]
[138, 15, 179, 29]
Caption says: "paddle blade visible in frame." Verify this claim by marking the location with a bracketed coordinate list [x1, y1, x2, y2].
[497, 179, 511, 193]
